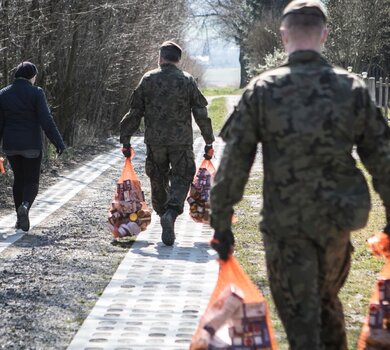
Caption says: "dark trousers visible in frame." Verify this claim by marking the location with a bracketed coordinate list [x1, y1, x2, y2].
[7, 154, 42, 212]
[145, 145, 196, 216]
[263, 227, 352, 350]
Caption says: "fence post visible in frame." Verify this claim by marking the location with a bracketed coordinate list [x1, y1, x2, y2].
[378, 77, 383, 108]
[368, 77, 376, 103]
[385, 77, 389, 119]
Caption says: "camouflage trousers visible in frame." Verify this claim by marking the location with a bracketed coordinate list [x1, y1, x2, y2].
[145, 144, 196, 216]
[263, 226, 352, 350]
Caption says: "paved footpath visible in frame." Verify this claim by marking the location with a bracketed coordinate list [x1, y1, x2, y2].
[0, 95, 242, 349]
[0, 148, 123, 252]
[67, 138, 225, 350]
[67, 96, 244, 349]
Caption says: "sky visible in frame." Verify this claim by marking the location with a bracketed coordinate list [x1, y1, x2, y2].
[184, 1, 240, 68]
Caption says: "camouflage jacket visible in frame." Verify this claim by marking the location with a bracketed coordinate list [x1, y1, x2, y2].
[210, 50, 390, 237]
[120, 63, 214, 146]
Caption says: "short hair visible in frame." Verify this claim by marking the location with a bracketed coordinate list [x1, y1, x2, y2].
[282, 12, 326, 30]
[159, 41, 182, 63]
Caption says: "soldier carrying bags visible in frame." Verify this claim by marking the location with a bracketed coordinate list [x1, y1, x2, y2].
[209, 1, 390, 349]
[120, 41, 214, 246]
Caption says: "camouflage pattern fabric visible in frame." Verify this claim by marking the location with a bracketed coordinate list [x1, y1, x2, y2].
[120, 63, 215, 146]
[263, 225, 352, 350]
[210, 50, 390, 234]
[210, 50, 390, 350]
[145, 144, 196, 216]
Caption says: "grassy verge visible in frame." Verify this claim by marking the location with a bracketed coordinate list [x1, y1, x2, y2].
[201, 87, 242, 96]
[233, 163, 386, 349]
[208, 97, 229, 132]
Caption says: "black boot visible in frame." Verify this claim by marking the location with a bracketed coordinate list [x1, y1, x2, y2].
[160, 208, 178, 246]
[17, 201, 30, 232]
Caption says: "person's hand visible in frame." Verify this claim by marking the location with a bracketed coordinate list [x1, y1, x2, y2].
[204, 144, 214, 160]
[367, 232, 390, 259]
[56, 146, 65, 156]
[122, 144, 132, 158]
[210, 229, 235, 261]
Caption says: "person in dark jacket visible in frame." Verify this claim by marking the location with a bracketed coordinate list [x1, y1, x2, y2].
[0, 61, 65, 232]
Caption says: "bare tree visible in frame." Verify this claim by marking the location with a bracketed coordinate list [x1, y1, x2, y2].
[0, 0, 189, 146]
[193, 0, 289, 87]
[326, 0, 390, 76]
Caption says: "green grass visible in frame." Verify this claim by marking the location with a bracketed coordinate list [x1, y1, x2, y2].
[232, 165, 387, 349]
[208, 97, 229, 132]
[201, 87, 242, 96]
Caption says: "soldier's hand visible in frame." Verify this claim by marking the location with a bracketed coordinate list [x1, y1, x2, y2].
[122, 144, 132, 158]
[210, 230, 235, 261]
[204, 144, 214, 160]
[367, 232, 390, 259]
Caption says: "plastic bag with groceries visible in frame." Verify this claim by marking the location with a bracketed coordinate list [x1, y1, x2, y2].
[187, 159, 216, 224]
[190, 256, 277, 350]
[358, 232, 390, 349]
[108, 155, 151, 239]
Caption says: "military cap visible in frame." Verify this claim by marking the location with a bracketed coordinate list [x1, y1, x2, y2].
[160, 41, 182, 62]
[282, 0, 327, 22]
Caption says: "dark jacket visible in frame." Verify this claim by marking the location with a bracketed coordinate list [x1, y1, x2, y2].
[0, 79, 65, 151]
[120, 63, 214, 146]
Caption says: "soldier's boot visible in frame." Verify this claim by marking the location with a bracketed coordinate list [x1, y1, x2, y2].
[161, 208, 178, 246]
[17, 201, 30, 232]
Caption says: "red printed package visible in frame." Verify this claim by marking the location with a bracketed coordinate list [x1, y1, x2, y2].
[358, 233, 390, 349]
[187, 159, 216, 224]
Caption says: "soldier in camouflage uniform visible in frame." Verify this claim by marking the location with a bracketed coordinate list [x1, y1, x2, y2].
[120, 41, 215, 246]
[209, 1, 390, 349]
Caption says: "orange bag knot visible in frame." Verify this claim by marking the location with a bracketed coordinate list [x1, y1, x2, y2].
[0, 157, 5, 174]
[367, 232, 390, 259]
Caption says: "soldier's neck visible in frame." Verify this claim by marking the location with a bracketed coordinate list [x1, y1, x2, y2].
[159, 58, 178, 66]
[285, 42, 323, 55]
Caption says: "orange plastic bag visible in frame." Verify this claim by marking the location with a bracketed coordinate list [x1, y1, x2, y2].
[367, 233, 390, 259]
[358, 260, 390, 349]
[108, 154, 151, 239]
[0, 157, 5, 174]
[187, 159, 237, 224]
[190, 257, 277, 350]
[187, 159, 216, 223]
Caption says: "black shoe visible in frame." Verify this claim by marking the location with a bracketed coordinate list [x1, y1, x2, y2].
[161, 209, 178, 246]
[17, 202, 30, 232]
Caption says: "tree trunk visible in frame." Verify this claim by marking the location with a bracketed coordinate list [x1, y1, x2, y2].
[2, 0, 10, 86]
[239, 46, 249, 88]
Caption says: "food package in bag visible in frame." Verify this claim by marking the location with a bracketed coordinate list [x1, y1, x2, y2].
[190, 257, 277, 350]
[358, 259, 390, 349]
[108, 155, 151, 239]
[187, 159, 216, 224]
